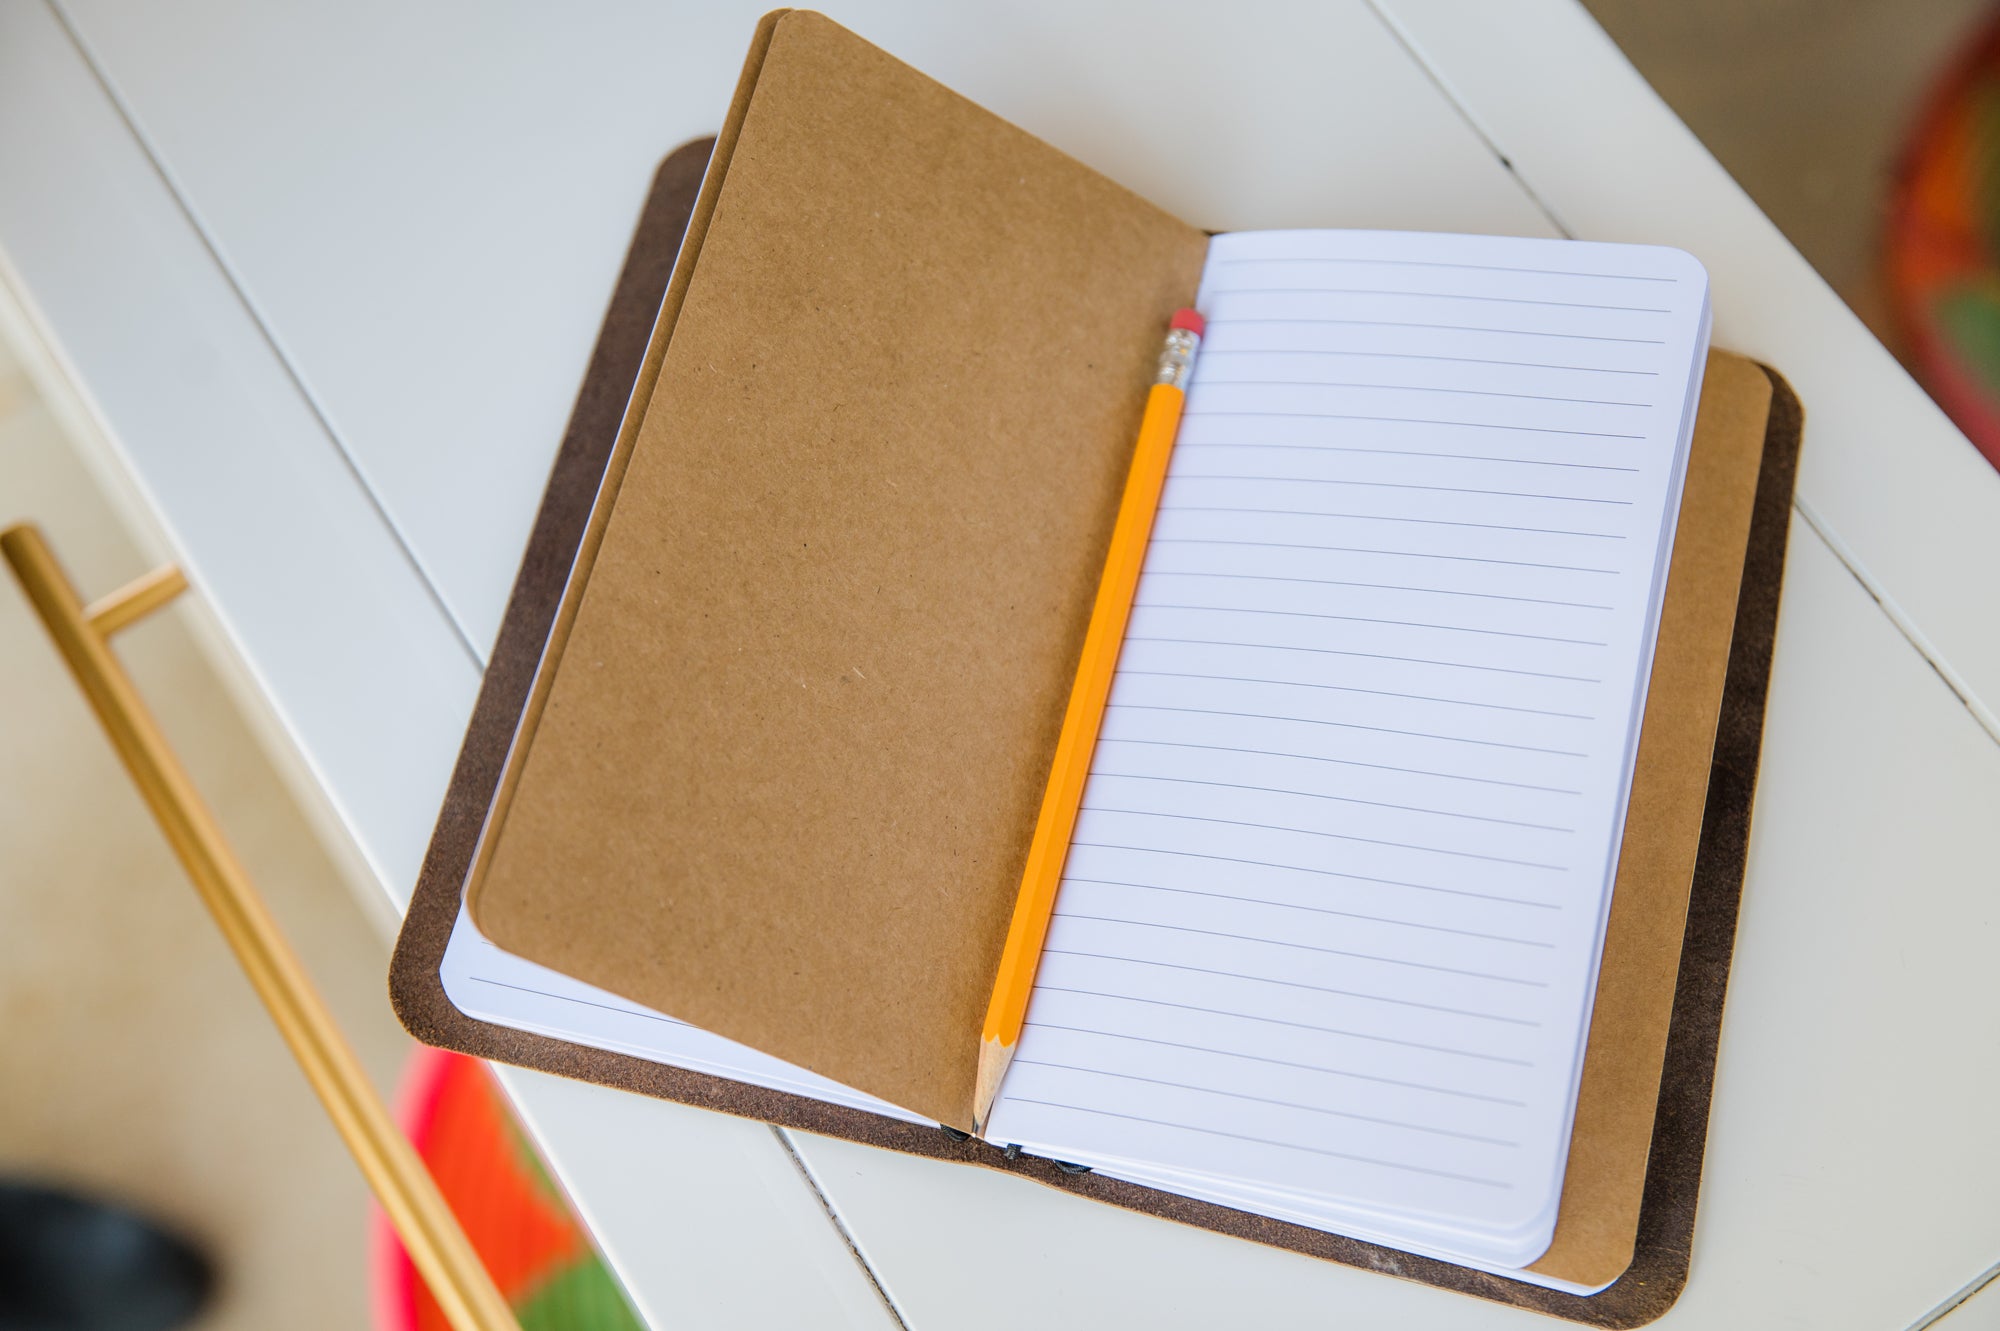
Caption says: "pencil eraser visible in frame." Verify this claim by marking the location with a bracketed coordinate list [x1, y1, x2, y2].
[1170, 308, 1206, 335]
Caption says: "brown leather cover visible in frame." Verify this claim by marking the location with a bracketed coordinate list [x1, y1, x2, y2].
[391, 124, 1800, 1323]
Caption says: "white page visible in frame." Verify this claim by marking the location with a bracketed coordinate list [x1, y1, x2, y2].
[985, 229, 1709, 1267]
[439, 905, 930, 1125]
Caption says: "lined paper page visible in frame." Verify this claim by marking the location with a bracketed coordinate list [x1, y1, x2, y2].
[985, 229, 1709, 1265]
[439, 906, 930, 1124]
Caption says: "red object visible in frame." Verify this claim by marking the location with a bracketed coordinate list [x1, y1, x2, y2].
[370, 1048, 611, 1331]
[1169, 307, 1205, 335]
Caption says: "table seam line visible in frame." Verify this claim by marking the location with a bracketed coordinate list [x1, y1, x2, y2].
[42, 0, 486, 672]
[773, 1127, 916, 1331]
[1359, 0, 1579, 241]
[1907, 1256, 2000, 1330]
[1792, 494, 2000, 747]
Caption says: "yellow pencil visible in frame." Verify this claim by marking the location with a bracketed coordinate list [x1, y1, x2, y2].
[975, 307, 1205, 1133]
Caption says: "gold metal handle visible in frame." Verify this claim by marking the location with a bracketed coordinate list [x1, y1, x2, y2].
[2, 522, 519, 1331]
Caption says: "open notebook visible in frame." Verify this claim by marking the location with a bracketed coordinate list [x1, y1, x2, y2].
[444, 216, 1710, 1283]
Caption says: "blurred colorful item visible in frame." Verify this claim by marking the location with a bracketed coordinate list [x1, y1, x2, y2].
[372, 1047, 644, 1331]
[1888, 9, 2000, 472]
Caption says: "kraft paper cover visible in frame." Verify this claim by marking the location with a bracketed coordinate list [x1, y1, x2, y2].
[467, 10, 1209, 1126]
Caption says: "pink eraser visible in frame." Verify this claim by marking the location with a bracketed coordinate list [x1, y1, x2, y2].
[1169, 308, 1206, 335]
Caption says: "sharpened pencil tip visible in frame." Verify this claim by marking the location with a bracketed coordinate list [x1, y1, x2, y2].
[974, 1036, 1016, 1136]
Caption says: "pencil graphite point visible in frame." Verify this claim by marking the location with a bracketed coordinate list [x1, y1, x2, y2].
[974, 1036, 1014, 1135]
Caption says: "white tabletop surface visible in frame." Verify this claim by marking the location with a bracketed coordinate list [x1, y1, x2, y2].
[4, 1, 1998, 1326]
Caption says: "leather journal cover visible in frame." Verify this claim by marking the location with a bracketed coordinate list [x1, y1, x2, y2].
[392, 13, 1802, 1324]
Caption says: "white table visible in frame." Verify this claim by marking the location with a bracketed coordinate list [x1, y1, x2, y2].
[5, 2, 1998, 1326]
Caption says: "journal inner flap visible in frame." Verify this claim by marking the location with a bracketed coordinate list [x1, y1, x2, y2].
[467, 9, 1209, 1126]
[1527, 351, 1772, 1285]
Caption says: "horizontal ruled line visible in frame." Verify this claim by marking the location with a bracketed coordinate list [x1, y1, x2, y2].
[1211, 317, 1667, 346]
[1081, 804, 1572, 870]
[1198, 347, 1660, 376]
[1095, 737, 1583, 797]
[1121, 640, 1602, 683]
[1212, 254, 1679, 283]
[1194, 376, 1652, 408]
[1171, 473, 1634, 506]
[1140, 569, 1614, 611]
[1014, 1057, 1525, 1144]
[466, 976, 686, 1027]
[1136, 600, 1609, 646]
[1174, 440, 1641, 473]
[1050, 917, 1548, 983]
[1159, 503, 1622, 540]
[1022, 1021, 1530, 1105]
[1074, 839, 1561, 910]
[1109, 701, 1590, 753]
[1002, 1097, 1514, 1186]
[1035, 982, 1540, 1062]
[1060, 872, 1550, 943]
[1182, 409, 1645, 441]
[1212, 285, 1670, 314]
[1044, 945, 1541, 1027]
[1118, 666, 1594, 720]
[1091, 769, 1577, 830]
[1149, 538, 1619, 575]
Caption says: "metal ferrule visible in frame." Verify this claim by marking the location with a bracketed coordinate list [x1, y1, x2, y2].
[1155, 327, 1200, 389]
